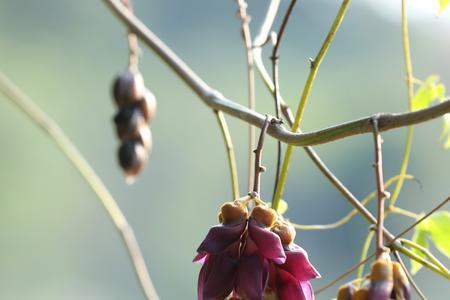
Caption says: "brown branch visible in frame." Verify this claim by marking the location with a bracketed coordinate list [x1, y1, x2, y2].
[235, 0, 257, 192]
[371, 117, 388, 259]
[103, 0, 450, 147]
[270, 0, 297, 201]
[252, 116, 271, 195]
[121, 0, 140, 71]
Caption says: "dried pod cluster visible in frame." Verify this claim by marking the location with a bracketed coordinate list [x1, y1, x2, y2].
[336, 259, 411, 300]
[111, 70, 156, 182]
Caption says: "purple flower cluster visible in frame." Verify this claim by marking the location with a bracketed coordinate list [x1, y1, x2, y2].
[194, 201, 319, 300]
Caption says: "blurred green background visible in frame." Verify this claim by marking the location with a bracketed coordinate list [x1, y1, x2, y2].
[1, 0, 450, 299]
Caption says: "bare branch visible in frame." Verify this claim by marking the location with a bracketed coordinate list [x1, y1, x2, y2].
[235, 0, 257, 192]
[252, 116, 271, 195]
[371, 117, 388, 258]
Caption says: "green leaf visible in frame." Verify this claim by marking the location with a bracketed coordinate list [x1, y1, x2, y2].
[426, 211, 450, 258]
[411, 225, 429, 274]
[442, 114, 450, 149]
[411, 76, 445, 112]
[439, 0, 450, 13]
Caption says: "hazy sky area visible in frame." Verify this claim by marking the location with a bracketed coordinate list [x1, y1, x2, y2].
[0, 0, 449, 299]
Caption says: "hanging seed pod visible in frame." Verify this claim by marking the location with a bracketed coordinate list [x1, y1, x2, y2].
[118, 139, 148, 182]
[137, 89, 157, 124]
[392, 262, 411, 300]
[272, 221, 296, 246]
[112, 70, 145, 108]
[251, 205, 278, 228]
[368, 259, 393, 300]
[337, 283, 356, 300]
[113, 105, 146, 140]
[219, 200, 248, 224]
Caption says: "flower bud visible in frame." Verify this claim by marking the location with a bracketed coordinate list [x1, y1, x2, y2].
[351, 288, 369, 300]
[337, 283, 356, 300]
[368, 260, 393, 300]
[271, 222, 296, 246]
[138, 89, 157, 124]
[220, 201, 248, 224]
[112, 70, 145, 108]
[392, 262, 411, 300]
[251, 205, 278, 228]
[118, 140, 148, 181]
[113, 106, 146, 141]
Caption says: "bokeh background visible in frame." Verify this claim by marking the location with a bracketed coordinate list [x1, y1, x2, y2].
[0, 0, 449, 299]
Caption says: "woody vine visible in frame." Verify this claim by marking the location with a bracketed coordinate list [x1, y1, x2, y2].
[1, 0, 450, 299]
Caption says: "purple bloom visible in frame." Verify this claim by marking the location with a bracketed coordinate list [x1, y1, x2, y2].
[267, 244, 320, 300]
[194, 219, 286, 300]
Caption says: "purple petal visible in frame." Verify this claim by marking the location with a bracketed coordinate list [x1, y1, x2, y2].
[201, 254, 237, 300]
[280, 244, 320, 281]
[197, 221, 246, 255]
[193, 252, 207, 264]
[276, 268, 313, 300]
[248, 220, 286, 264]
[368, 280, 393, 300]
[235, 255, 269, 300]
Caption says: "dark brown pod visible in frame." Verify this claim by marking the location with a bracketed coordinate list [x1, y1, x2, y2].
[118, 140, 148, 182]
[219, 201, 248, 225]
[112, 70, 145, 108]
[337, 283, 356, 300]
[113, 106, 146, 141]
[271, 222, 296, 246]
[251, 205, 278, 228]
[137, 89, 157, 124]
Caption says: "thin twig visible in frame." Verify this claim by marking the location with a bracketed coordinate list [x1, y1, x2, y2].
[214, 110, 240, 199]
[314, 252, 376, 294]
[122, 0, 140, 71]
[270, 0, 297, 202]
[253, 116, 271, 195]
[393, 250, 428, 300]
[235, 0, 256, 192]
[392, 195, 450, 242]
[292, 174, 412, 230]
[0, 72, 159, 300]
[371, 117, 388, 259]
[390, 0, 415, 208]
[272, 0, 351, 210]
[102, 0, 450, 148]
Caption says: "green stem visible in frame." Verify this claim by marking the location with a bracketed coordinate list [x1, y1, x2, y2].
[0, 72, 159, 300]
[272, 0, 351, 210]
[291, 174, 413, 230]
[400, 239, 450, 275]
[214, 110, 240, 199]
[356, 230, 375, 287]
[395, 243, 450, 279]
[390, 0, 415, 207]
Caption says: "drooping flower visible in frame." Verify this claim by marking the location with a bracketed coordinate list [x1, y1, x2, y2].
[194, 201, 286, 300]
[267, 222, 321, 300]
